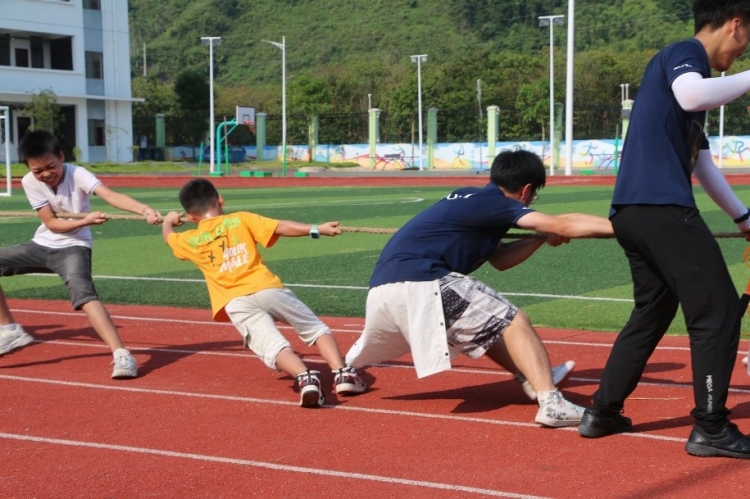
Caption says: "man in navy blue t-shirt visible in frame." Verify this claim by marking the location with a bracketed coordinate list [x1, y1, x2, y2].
[578, 0, 750, 459]
[345, 149, 613, 427]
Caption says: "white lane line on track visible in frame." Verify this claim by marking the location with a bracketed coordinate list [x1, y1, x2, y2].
[10, 308, 750, 395]
[25, 274, 635, 302]
[0, 374, 686, 447]
[0, 431, 551, 499]
[14, 307, 750, 354]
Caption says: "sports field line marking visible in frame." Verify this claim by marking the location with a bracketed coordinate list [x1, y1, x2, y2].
[13, 307, 750, 355]
[0, 374, 686, 447]
[228, 196, 425, 210]
[17, 337, 750, 397]
[24, 273, 635, 302]
[0, 431, 551, 499]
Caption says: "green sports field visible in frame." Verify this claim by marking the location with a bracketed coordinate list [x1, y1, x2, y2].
[1, 183, 749, 337]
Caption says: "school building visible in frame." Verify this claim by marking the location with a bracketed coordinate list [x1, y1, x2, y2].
[0, 0, 137, 163]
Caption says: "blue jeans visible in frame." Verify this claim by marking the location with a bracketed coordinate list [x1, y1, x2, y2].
[0, 241, 98, 310]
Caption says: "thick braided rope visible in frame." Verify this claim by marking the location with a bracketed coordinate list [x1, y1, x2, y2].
[0, 211, 745, 239]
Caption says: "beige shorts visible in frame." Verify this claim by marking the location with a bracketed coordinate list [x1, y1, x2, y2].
[224, 288, 330, 369]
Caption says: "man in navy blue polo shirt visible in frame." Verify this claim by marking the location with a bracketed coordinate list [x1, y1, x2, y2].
[578, 0, 750, 458]
[345, 149, 613, 427]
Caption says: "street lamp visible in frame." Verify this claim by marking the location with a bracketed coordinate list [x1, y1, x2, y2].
[410, 54, 427, 171]
[263, 36, 287, 176]
[200, 36, 221, 174]
[538, 14, 564, 177]
[564, 0, 575, 176]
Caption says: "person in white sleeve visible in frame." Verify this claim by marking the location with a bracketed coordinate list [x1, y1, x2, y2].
[578, 0, 750, 459]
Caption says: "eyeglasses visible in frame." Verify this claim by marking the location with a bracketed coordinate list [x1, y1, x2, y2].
[531, 193, 539, 205]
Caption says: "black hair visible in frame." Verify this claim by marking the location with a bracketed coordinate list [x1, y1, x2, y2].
[693, 0, 750, 33]
[489, 149, 546, 194]
[178, 178, 220, 215]
[17, 130, 62, 164]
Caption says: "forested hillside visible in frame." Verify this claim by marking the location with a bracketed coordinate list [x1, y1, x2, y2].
[127, 0, 750, 141]
[128, 0, 693, 86]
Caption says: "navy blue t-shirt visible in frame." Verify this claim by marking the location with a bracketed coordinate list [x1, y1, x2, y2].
[369, 183, 533, 287]
[611, 38, 710, 213]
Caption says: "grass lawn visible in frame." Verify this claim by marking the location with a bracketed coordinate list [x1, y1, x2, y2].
[1, 182, 749, 338]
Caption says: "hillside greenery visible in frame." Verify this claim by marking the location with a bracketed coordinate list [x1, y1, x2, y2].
[127, 0, 750, 141]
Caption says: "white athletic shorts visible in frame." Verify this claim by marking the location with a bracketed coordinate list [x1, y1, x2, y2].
[224, 287, 330, 370]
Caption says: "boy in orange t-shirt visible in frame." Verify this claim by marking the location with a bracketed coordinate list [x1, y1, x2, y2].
[162, 179, 365, 407]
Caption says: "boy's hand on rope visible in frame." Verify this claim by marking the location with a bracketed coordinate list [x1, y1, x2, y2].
[163, 211, 185, 227]
[143, 207, 162, 225]
[320, 221, 342, 237]
[84, 211, 110, 226]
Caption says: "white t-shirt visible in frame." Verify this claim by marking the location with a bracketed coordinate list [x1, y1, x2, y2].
[22, 163, 102, 249]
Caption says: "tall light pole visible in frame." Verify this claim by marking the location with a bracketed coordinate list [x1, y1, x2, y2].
[564, 0, 575, 175]
[538, 14, 564, 177]
[263, 36, 287, 176]
[200, 36, 221, 174]
[410, 54, 427, 171]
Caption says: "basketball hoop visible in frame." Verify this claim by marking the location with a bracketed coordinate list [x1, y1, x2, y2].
[245, 121, 256, 135]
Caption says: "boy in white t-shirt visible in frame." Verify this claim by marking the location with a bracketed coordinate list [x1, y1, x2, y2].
[0, 131, 161, 378]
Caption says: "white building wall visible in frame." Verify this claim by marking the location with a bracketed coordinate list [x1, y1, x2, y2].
[0, 0, 138, 163]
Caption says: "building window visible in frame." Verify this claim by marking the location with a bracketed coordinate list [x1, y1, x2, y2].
[0, 35, 9, 66]
[50, 37, 73, 70]
[30, 37, 44, 68]
[15, 48, 29, 68]
[85, 51, 103, 79]
[88, 119, 105, 146]
[83, 0, 101, 9]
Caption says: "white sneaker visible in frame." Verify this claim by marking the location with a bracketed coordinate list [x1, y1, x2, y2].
[743, 355, 748, 366]
[111, 349, 138, 379]
[333, 366, 367, 395]
[0, 323, 34, 355]
[535, 390, 585, 427]
[516, 360, 576, 400]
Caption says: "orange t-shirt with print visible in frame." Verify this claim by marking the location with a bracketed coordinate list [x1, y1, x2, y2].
[166, 212, 283, 321]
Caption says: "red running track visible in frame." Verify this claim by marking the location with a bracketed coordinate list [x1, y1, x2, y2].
[2, 299, 750, 499]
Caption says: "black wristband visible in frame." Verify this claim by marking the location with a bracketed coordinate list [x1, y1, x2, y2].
[733, 208, 750, 224]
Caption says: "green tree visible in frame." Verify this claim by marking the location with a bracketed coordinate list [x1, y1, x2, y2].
[131, 75, 178, 119]
[25, 89, 65, 135]
[173, 69, 211, 146]
[515, 79, 550, 143]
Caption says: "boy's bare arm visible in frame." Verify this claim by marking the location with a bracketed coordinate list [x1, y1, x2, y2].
[515, 211, 613, 239]
[93, 184, 161, 224]
[275, 220, 342, 237]
[36, 204, 109, 233]
[161, 211, 184, 243]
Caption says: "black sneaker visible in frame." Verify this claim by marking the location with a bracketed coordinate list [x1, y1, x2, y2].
[685, 422, 750, 459]
[578, 407, 632, 438]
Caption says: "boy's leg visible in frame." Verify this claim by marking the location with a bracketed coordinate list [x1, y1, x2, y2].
[224, 294, 325, 407]
[0, 286, 15, 325]
[80, 300, 137, 379]
[250, 288, 367, 395]
[440, 274, 583, 427]
[0, 241, 51, 326]
[489, 310, 554, 392]
[313, 333, 345, 370]
[80, 300, 125, 351]
[274, 346, 312, 377]
[0, 242, 50, 354]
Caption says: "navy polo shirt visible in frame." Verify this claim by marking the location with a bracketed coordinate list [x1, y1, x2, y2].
[369, 183, 533, 287]
[612, 38, 710, 213]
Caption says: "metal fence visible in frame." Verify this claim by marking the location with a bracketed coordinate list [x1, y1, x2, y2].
[133, 102, 750, 149]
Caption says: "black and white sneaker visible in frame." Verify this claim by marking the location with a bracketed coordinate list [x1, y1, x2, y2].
[296, 370, 325, 408]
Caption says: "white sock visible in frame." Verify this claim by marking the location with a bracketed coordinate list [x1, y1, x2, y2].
[113, 348, 130, 357]
[536, 389, 560, 405]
